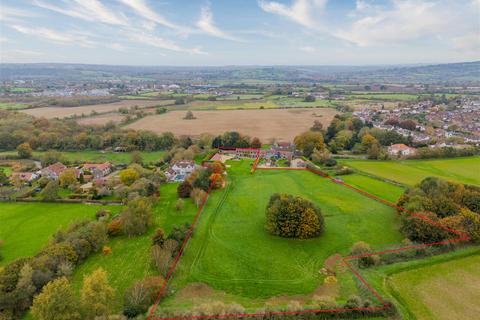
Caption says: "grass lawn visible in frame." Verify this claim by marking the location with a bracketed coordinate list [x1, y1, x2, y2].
[0, 102, 31, 110]
[0, 166, 12, 176]
[0, 150, 166, 165]
[339, 174, 406, 203]
[0, 202, 122, 266]
[70, 183, 199, 312]
[161, 160, 402, 312]
[387, 254, 480, 320]
[361, 247, 480, 320]
[341, 157, 480, 186]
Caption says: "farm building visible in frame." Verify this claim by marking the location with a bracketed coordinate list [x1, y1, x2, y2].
[165, 160, 196, 182]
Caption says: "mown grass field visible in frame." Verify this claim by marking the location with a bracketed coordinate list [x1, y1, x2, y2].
[161, 161, 402, 312]
[70, 183, 199, 311]
[387, 253, 480, 320]
[341, 157, 480, 186]
[0, 150, 165, 165]
[361, 247, 480, 320]
[0, 203, 122, 266]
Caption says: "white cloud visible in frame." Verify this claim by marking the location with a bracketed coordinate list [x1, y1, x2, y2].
[125, 30, 206, 54]
[452, 32, 480, 55]
[300, 46, 316, 53]
[0, 5, 36, 22]
[33, 0, 128, 25]
[258, 0, 327, 29]
[336, 0, 467, 47]
[119, 0, 186, 31]
[10, 25, 95, 47]
[197, 4, 241, 41]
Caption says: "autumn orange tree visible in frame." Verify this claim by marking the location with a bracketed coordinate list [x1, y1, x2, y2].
[265, 193, 325, 239]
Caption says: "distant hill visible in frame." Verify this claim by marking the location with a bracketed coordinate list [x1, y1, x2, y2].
[0, 61, 478, 85]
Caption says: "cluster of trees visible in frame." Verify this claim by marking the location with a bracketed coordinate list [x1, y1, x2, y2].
[411, 146, 479, 159]
[177, 161, 226, 203]
[398, 177, 480, 243]
[30, 268, 115, 320]
[211, 131, 260, 149]
[0, 110, 176, 151]
[0, 218, 108, 319]
[265, 193, 325, 239]
[116, 164, 165, 200]
[107, 197, 154, 237]
[325, 114, 408, 158]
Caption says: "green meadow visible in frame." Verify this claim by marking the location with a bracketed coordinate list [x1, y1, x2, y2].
[0, 203, 122, 266]
[71, 183, 199, 311]
[363, 247, 480, 320]
[0, 150, 165, 165]
[161, 161, 402, 311]
[341, 157, 480, 186]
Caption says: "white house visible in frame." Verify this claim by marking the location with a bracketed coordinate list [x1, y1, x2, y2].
[165, 160, 196, 182]
[388, 144, 417, 157]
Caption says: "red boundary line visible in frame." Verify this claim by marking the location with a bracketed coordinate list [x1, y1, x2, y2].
[148, 164, 470, 320]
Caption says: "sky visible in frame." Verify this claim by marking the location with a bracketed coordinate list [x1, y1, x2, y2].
[0, 0, 479, 66]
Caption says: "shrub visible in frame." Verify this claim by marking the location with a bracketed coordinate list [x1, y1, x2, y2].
[265, 193, 324, 239]
[168, 224, 191, 243]
[107, 219, 123, 236]
[31, 277, 81, 320]
[80, 268, 114, 318]
[96, 209, 111, 221]
[122, 197, 153, 237]
[119, 168, 139, 186]
[350, 241, 379, 267]
[175, 198, 184, 211]
[193, 168, 213, 191]
[151, 245, 172, 277]
[123, 281, 150, 317]
[42, 181, 59, 201]
[177, 181, 192, 198]
[102, 246, 112, 255]
[16, 142, 33, 159]
[190, 188, 207, 207]
[152, 228, 166, 247]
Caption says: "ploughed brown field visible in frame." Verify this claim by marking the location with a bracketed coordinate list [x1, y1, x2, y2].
[76, 113, 126, 126]
[126, 108, 337, 141]
[21, 100, 170, 119]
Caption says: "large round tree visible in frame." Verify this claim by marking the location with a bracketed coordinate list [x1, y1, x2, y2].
[265, 193, 325, 239]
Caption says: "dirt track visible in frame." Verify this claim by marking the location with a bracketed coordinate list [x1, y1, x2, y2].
[126, 108, 337, 141]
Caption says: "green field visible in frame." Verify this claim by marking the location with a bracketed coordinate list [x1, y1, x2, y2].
[161, 161, 402, 312]
[70, 183, 199, 311]
[0, 202, 122, 266]
[360, 247, 480, 320]
[0, 150, 165, 165]
[0, 166, 12, 176]
[387, 253, 480, 320]
[341, 157, 480, 186]
[0, 102, 31, 110]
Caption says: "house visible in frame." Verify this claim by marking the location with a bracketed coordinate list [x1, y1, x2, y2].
[235, 148, 260, 159]
[40, 162, 68, 180]
[290, 158, 307, 168]
[82, 162, 112, 179]
[10, 172, 39, 183]
[388, 144, 417, 157]
[165, 160, 196, 182]
[268, 142, 296, 160]
[114, 146, 127, 153]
